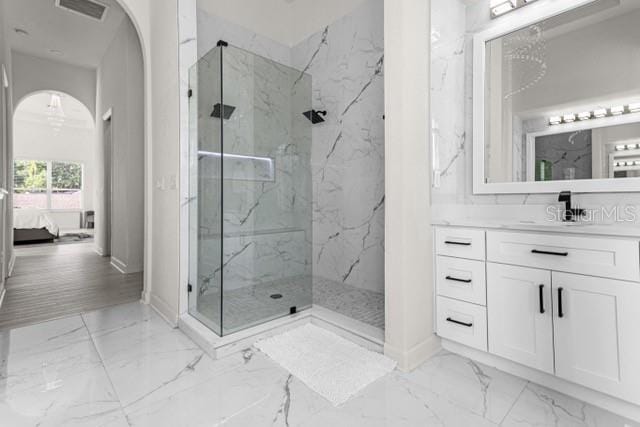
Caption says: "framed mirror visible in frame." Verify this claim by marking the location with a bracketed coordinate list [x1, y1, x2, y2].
[473, 0, 640, 193]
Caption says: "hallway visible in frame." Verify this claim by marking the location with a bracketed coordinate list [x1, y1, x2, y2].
[0, 243, 143, 330]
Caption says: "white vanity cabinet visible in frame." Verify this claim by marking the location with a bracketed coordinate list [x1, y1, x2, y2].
[434, 225, 640, 407]
[552, 272, 640, 403]
[486, 263, 554, 374]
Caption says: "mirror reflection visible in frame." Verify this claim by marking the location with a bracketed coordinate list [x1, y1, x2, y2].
[484, 0, 640, 184]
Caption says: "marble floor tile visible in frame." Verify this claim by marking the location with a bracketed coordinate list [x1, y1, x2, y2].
[299, 373, 498, 427]
[0, 316, 102, 397]
[399, 350, 527, 424]
[86, 305, 244, 410]
[123, 351, 326, 427]
[81, 301, 155, 337]
[0, 316, 125, 427]
[502, 383, 640, 427]
[1, 302, 639, 427]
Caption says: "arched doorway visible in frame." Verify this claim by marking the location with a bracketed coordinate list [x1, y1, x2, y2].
[0, 0, 147, 329]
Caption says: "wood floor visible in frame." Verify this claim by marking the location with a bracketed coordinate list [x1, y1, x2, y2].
[0, 242, 143, 330]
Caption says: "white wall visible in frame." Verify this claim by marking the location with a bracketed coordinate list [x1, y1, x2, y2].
[197, 0, 371, 46]
[11, 52, 96, 118]
[95, 17, 145, 273]
[0, 0, 13, 295]
[13, 120, 95, 210]
[384, 0, 437, 370]
[149, 0, 181, 323]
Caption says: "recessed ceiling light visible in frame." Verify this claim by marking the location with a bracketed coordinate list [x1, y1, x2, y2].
[14, 28, 29, 36]
[49, 49, 64, 56]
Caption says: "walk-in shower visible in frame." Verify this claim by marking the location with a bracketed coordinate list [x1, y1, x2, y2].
[188, 42, 313, 336]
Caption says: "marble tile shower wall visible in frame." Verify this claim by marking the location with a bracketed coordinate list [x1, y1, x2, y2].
[194, 18, 313, 293]
[292, 0, 385, 294]
[431, 0, 640, 215]
[193, 0, 384, 295]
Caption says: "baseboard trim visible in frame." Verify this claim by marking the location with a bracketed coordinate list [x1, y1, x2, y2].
[110, 256, 142, 274]
[442, 339, 640, 422]
[150, 294, 179, 327]
[94, 246, 105, 257]
[385, 334, 442, 372]
[8, 252, 15, 277]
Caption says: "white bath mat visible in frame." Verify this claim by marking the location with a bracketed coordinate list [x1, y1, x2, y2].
[254, 324, 397, 406]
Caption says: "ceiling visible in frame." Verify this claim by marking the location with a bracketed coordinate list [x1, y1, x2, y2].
[4, 0, 127, 68]
[14, 92, 94, 131]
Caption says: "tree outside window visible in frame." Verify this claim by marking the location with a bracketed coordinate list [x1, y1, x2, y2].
[13, 160, 83, 210]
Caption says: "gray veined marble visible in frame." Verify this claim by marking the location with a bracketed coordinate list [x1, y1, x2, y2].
[1, 303, 639, 427]
[292, 0, 385, 296]
[182, 0, 386, 334]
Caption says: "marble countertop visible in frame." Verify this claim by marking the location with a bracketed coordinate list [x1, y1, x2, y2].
[432, 218, 640, 238]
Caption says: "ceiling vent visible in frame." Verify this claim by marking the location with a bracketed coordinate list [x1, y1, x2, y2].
[55, 0, 109, 22]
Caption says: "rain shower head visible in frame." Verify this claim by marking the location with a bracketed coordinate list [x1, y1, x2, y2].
[303, 110, 327, 124]
[211, 103, 236, 120]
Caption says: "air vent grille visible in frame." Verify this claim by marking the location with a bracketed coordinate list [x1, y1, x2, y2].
[56, 0, 108, 21]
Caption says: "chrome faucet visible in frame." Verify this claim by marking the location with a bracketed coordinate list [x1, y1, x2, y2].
[558, 191, 585, 222]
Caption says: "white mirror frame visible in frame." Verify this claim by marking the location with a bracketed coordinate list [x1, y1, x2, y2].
[472, 0, 640, 194]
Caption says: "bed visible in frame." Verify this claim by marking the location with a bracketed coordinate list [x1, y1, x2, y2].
[13, 209, 60, 245]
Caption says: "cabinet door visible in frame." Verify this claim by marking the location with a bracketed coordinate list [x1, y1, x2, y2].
[552, 272, 640, 404]
[487, 263, 554, 373]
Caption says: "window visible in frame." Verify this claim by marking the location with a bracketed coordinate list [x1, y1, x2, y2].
[13, 160, 83, 210]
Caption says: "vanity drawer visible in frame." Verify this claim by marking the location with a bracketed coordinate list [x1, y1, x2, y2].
[436, 296, 487, 351]
[436, 256, 486, 305]
[487, 231, 640, 282]
[435, 227, 486, 260]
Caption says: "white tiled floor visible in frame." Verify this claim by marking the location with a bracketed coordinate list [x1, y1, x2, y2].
[0, 302, 637, 427]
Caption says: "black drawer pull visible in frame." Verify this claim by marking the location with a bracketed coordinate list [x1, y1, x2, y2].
[531, 249, 568, 257]
[446, 317, 473, 327]
[539, 284, 545, 314]
[558, 287, 564, 318]
[444, 241, 471, 246]
[445, 276, 472, 284]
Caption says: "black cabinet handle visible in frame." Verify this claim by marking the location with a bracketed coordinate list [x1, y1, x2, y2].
[531, 249, 569, 257]
[539, 284, 545, 314]
[558, 287, 564, 318]
[446, 317, 473, 327]
[445, 276, 472, 284]
[444, 241, 471, 246]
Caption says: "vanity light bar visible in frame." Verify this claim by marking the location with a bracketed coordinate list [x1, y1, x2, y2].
[611, 105, 625, 116]
[615, 160, 640, 167]
[549, 103, 640, 125]
[593, 108, 608, 118]
[490, 0, 537, 18]
[629, 103, 640, 113]
[614, 144, 640, 151]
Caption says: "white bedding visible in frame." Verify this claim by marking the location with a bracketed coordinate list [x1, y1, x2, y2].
[13, 209, 59, 236]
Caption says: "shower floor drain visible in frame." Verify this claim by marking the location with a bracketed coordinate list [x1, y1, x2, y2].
[270, 293, 283, 299]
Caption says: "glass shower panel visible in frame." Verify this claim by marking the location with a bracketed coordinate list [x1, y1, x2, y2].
[220, 45, 313, 335]
[189, 43, 313, 336]
[188, 46, 223, 335]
